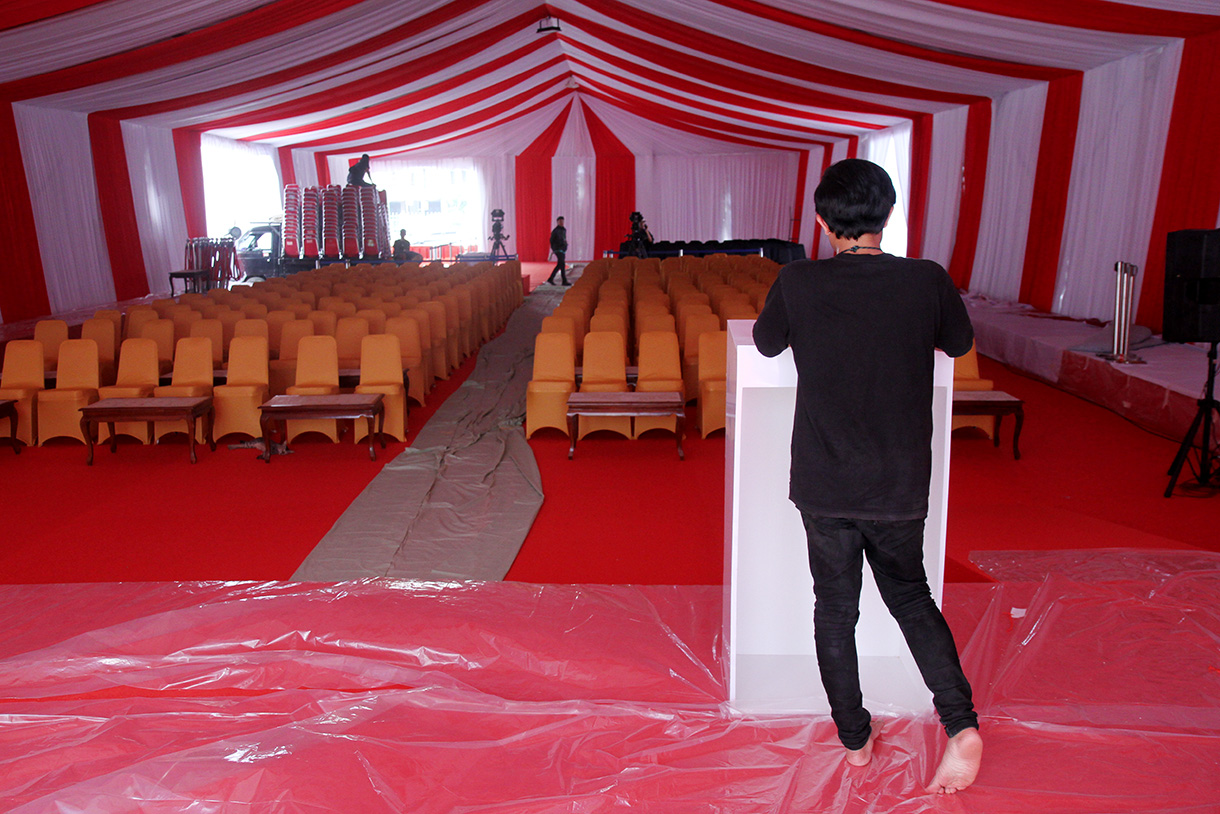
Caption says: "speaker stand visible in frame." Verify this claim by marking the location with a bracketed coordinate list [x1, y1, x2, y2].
[1165, 341, 1219, 497]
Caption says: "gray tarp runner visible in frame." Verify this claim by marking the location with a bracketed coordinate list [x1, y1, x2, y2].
[291, 274, 571, 581]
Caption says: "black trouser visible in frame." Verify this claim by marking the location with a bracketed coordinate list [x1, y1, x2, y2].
[548, 252, 566, 283]
[801, 514, 978, 750]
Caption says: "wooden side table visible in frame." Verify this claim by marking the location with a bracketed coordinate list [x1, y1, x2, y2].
[953, 390, 1024, 459]
[258, 394, 386, 462]
[565, 391, 685, 460]
[80, 397, 215, 464]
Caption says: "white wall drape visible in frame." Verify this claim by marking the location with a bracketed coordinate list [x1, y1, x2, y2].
[14, 103, 115, 314]
[552, 100, 596, 262]
[968, 86, 1046, 302]
[1053, 43, 1181, 320]
[923, 106, 969, 270]
[123, 121, 189, 296]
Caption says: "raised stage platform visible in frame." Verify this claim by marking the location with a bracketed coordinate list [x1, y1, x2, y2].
[965, 293, 1210, 441]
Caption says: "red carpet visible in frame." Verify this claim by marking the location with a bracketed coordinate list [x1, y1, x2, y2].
[0, 354, 479, 584]
[511, 355, 1217, 586]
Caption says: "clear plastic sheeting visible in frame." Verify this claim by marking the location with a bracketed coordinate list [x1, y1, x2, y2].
[292, 283, 568, 582]
[3, 555, 1220, 812]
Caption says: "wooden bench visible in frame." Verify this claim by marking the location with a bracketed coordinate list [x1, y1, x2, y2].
[258, 394, 386, 462]
[565, 391, 685, 460]
[0, 399, 18, 454]
[80, 396, 215, 464]
[953, 390, 1024, 459]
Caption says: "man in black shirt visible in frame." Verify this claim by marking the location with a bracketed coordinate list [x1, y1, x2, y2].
[752, 159, 982, 794]
[347, 154, 373, 187]
[392, 230, 422, 263]
[547, 216, 568, 285]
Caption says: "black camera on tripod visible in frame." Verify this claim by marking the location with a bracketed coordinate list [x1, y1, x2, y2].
[626, 211, 653, 258]
[489, 209, 510, 260]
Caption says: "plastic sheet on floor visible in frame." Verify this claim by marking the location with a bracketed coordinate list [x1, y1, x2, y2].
[3, 554, 1219, 812]
[292, 282, 569, 582]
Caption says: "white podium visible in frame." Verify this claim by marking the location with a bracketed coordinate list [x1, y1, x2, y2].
[724, 320, 954, 714]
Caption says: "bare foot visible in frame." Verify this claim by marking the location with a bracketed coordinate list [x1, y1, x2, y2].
[844, 725, 880, 767]
[926, 727, 982, 794]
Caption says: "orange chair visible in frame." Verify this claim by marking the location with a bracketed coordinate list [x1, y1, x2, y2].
[306, 309, 338, 337]
[633, 331, 684, 438]
[123, 308, 159, 341]
[92, 309, 123, 353]
[170, 308, 203, 343]
[138, 318, 176, 376]
[335, 316, 370, 369]
[97, 338, 160, 443]
[354, 308, 387, 335]
[285, 335, 340, 442]
[400, 307, 434, 386]
[153, 336, 214, 441]
[952, 342, 996, 438]
[33, 319, 68, 370]
[698, 331, 728, 437]
[213, 335, 269, 441]
[271, 319, 316, 394]
[384, 316, 428, 406]
[81, 317, 117, 386]
[354, 334, 407, 442]
[577, 331, 630, 440]
[190, 318, 226, 368]
[682, 312, 723, 401]
[37, 339, 99, 445]
[0, 339, 44, 446]
[525, 331, 575, 438]
[418, 301, 449, 379]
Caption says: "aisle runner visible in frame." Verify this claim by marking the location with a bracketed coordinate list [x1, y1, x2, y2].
[292, 273, 573, 580]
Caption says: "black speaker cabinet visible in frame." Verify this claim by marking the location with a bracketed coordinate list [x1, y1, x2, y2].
[1163, 228, 1220, 344]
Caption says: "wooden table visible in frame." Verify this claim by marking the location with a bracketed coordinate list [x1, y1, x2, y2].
[80, 396, 215, 464]
[258, 394, 386, 462]
[566, 391, 685, 460]
[168, 269, 211, 295]
[0, 399, 19, 454]
[953, 390, 1024, 459]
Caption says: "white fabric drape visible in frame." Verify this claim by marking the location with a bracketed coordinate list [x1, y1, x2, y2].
[862, 121, 912, 257]
[968, 86, 1047, 302]
[552, 100, 595, 262]
[201, 133, 282, 237]
[13, 103, 115, 314]
[1054, 43, 1182, 320]
[123, 121, 189, 295]
[795, 145, 824, 259]
[923, 106, 968, 270]
[635, 152, 798, 244]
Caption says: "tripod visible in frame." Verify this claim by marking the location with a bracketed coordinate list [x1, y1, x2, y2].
[489, 229, 510, 261]
[1165, 340, 1219, 497]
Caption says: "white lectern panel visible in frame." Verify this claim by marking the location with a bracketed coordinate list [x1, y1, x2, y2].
[724, 320, 954, 714]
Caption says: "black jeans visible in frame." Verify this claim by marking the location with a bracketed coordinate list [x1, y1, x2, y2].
[801, 514, 978, 750]
[548, 252, 566, 283]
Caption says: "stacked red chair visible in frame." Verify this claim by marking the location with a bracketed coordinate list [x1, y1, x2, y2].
[301, 186, 320, 259]
[282, 184, 301, 260]
[359, 185, 379, 259]
[341, 184, 361, 259]
[321, 185, 341, 259]
[377, 189, 391, 259]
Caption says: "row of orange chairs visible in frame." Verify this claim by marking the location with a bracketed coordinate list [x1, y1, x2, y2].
[0, 331, 411, 448]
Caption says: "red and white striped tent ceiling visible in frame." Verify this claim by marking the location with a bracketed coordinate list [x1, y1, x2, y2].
[1, 0, 1217, 331]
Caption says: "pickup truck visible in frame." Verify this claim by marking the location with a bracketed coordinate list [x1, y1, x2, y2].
[235, 223, 322, 281]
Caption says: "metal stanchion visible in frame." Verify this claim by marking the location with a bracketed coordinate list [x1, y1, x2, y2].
[1099, 261, 1145, 364]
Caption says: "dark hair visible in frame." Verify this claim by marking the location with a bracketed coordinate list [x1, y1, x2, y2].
[814, 158, 896, 239]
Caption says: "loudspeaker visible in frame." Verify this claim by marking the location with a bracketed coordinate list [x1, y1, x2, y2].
[1163, 229, 1220, 344]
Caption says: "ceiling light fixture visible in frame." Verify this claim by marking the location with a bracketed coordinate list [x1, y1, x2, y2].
[537, 15, 560, 34]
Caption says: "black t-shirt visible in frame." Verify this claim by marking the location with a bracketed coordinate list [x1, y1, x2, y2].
[752, 253, 973, 520]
